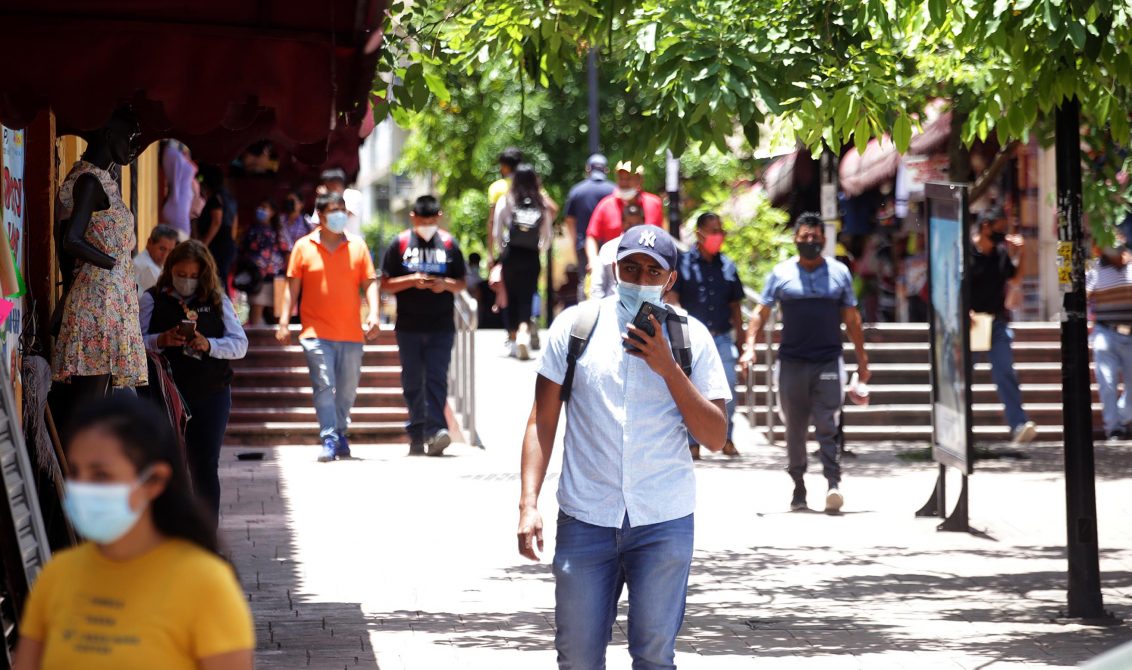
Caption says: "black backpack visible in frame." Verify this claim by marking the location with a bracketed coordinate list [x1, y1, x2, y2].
[506, 197, 543, 251]
[560, 300, 693, 403]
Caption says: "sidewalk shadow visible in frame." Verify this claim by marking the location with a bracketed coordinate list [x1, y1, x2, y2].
[219, 450, 380, 670]
[374, 544, 1132, 663]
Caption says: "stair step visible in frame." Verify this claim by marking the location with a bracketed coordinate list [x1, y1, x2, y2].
[231, 387, 406, 407]
[231, 366, 402, 387]
[224, 421, 407, 445]
[241, 325, 399, 347]
[229, 406, 409, 423]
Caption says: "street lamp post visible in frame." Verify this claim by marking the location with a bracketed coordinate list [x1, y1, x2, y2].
[1054, 96, 1110, 621]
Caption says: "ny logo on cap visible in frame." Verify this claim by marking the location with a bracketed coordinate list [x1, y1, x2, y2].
[638, 230, 657, 248]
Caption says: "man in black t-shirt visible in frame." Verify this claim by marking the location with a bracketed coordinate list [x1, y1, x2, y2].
[381, 196, 468, 456]
[970, 208, 1036, 445]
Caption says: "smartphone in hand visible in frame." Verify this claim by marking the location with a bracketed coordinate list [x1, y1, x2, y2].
[625, 302, 664, 352]
[179, 320, 197, 339]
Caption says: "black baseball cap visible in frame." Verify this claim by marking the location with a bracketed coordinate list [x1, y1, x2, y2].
[616, 226, 678, 270]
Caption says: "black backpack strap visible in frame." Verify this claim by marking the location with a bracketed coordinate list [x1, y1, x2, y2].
[664, 305, 694, 377]
[561, 300, 602, 403]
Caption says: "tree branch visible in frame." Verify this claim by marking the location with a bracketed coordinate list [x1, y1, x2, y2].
[970, 140, 1021, 203]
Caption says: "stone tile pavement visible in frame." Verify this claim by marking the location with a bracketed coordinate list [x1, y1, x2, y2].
[218, 332, 1132, 668]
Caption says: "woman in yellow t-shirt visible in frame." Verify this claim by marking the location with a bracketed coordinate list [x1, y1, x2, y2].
[14, 395, 254, 670]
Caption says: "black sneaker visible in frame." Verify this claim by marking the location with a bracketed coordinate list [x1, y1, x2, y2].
[1106, 429, 1127, 444]
[790, 482, 807, 511]
[408, 441, 425, 456]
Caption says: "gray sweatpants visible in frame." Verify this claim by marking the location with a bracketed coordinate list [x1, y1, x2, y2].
[778, 357, 843, 486]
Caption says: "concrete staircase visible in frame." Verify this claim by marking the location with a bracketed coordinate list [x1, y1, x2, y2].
[743, 322, 1101, 444]
[226, 326, 408, 446]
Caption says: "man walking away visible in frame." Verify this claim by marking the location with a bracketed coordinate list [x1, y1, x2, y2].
[486, 147, 524, 263]
[517, 226, 730, 669]
[970, 207, 1037, 445]
[564, 154, 615, 299]
[134, 224, 179, 295]
[741, 213, 870, 513]
[276, 192, 379, 462]
[671, 212, 744, 459]
[381, 196, 468, 456]
[1087, 239, 1132, 441]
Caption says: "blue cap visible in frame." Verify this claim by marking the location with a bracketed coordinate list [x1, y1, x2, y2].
[616, 226, 678, 270]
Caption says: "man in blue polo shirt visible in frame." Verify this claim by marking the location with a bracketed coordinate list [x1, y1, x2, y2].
[741, 213, 870, 513]
[671, 211, 744, 459]
[563, 154, 615, 299]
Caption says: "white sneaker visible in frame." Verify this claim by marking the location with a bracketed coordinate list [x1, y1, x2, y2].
[515, 332, 531, 361]
[1011, 421, 1037, 445]
[824, 488, 844, 513]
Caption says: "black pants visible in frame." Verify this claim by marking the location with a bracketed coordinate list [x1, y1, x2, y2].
[501, 247, 541, 329]
[183, 386, 232, 525]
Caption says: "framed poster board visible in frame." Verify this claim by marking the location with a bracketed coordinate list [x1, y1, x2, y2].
[926, 182, 974, 474]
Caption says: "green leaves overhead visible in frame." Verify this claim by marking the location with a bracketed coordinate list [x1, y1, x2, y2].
[377, 1, 1132, 156]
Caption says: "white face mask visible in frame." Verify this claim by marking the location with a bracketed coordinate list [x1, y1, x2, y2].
[173, 277, 198, 298]
[615, 187, 639, 201]
[415, 225, 438, 242]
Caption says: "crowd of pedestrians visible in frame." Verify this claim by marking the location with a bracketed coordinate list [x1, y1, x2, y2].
[29, 129, 1084, 670]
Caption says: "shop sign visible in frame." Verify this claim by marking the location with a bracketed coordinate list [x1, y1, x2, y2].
[1, 126, 25, 382]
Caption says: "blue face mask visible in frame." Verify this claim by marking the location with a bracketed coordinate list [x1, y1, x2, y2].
[255, 207, 271, 223]
[62, 467, 153, 545]
[617, 273, 667, 317]
[324, 210, 349, 234]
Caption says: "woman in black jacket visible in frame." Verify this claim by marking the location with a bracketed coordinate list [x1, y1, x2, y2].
[139, 240, 248, 524]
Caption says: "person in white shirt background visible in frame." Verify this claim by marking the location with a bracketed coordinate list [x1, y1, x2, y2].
[134, 224, 180, 296]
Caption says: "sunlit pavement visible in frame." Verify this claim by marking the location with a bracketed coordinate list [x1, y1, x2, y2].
[221, 331, 1132, 669]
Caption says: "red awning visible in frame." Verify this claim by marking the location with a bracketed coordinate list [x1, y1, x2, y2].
[0, 1, 386, 164]
[839, 136, 901, 198]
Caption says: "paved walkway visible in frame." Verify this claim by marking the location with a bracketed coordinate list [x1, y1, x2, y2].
[220, 331, 1132, 669]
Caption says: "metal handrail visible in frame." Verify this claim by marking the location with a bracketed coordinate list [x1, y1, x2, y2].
[450, 289, 479, 447]
[740, 286, 778, 444]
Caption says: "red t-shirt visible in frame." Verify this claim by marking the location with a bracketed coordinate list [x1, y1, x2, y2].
[585, 192, 665, 245]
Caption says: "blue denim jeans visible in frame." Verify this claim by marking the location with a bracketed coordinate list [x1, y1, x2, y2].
[981, 319, 1029, 431]
[394, 330, 454, 442]
[1092, 324, 1132, 433]
[553, 512, 694, 670]
[299, 338, 365, 440]
[688, 334, 737, 446]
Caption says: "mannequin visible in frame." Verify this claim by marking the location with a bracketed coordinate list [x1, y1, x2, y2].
[52, 106, 148, 399]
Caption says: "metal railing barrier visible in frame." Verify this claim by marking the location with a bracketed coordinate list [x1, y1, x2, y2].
[740, 287, 778, 445]
[450, 290, 479, 447]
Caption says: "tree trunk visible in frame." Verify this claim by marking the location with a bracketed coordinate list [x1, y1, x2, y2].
[948, 110, 971, 183]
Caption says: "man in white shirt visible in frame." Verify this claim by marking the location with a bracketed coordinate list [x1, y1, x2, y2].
[134, 224, 179, 295]
[517, 226, 730, 669]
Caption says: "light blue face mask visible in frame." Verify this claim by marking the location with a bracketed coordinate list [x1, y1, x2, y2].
[63, 467, 153, 545]
[324, 210, 349, 234]
[617, 272, 667, 317]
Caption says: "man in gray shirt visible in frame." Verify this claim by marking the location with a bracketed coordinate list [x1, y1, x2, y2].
[517, 227, 730, 669]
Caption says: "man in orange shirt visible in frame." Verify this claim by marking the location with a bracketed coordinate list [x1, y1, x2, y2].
[583, 161, 665, 280]
[276, 192, 379, 462]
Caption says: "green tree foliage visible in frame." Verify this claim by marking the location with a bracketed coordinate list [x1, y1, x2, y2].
[378, 1, 1132, 233]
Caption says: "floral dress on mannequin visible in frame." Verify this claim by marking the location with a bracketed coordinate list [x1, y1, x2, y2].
[53, 161, 148, 387]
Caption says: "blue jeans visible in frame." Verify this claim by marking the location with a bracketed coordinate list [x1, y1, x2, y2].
[978, 319, 1029, 431]
[553, 512, 694, 670]
[299, 338, 365, 440]
[688, 334, 738, 446]
[395, 330, 454, 442]
[1092, 324, 1132, 433]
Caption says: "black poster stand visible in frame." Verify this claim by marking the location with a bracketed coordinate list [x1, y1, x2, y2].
[915, 182, 975, 534]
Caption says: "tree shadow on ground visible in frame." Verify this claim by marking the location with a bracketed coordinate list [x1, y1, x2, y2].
[362, 543, 1132, 663]
[220, 451, 380, 670]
